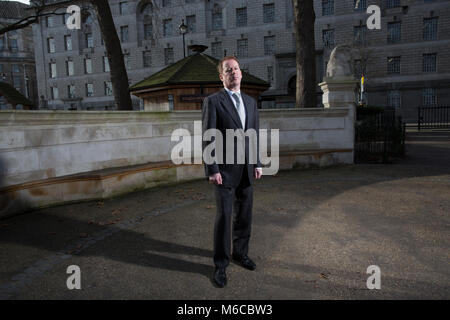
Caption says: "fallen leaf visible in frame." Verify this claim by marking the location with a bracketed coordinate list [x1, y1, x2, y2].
[320, 273, 329, 280]
[79, 233, 88, 238]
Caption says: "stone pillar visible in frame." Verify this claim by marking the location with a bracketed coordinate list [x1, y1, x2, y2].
[319, 76, 359, 121]
[319, 76, 358, 165]
[318, 76, 358, 109]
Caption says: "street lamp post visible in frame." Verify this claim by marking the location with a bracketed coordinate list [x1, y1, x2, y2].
[178, 19, 188, 58]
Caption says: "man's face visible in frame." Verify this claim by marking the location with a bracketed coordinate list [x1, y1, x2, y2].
[219, 59, 242, 91]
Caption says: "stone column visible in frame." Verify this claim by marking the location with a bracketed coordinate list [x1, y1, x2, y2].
[318, 76, 358, 109]
[319, 76, 359, 120]
[319, 76, 359, 164]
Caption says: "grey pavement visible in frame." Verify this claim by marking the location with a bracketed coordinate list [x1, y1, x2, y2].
[0, 129, 449, 300]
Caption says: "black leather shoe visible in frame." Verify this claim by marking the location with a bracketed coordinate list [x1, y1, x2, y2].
[214, 268, 227, 288]
[232, 254, 256, 271]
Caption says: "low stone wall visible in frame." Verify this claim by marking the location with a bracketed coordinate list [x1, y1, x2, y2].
[0, 107, 354, 218]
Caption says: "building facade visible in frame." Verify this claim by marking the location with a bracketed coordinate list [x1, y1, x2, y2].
[32, 0, 450, 121]
[0, 0, 38, 109]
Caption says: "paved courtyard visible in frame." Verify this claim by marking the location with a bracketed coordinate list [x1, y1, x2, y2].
[0, 129, 449, 299]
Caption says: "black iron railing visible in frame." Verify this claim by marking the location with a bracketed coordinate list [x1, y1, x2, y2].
[355, 110, 406, 163]
[418, 106, 450, 130]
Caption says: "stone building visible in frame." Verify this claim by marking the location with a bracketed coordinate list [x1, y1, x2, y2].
[314, 0, 450, 121]
[0, 0, 38, 109]
[32, 0, 450, 121]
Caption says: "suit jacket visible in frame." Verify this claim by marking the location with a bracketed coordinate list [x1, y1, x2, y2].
[202, 88, 262, 188]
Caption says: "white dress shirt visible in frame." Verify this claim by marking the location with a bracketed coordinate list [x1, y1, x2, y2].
[223, 87, 262, 173]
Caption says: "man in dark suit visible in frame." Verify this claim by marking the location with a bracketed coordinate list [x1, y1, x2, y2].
[202, 56, 262, 288]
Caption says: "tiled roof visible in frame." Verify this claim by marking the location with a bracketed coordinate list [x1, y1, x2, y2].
[0, 1, 29, 19]
[0, 81, 34, 106]
[130, 53, 269, 91]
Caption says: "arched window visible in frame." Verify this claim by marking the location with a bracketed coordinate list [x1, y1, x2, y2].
[141, 2, 153, 15]
[83, 12, 93, 25]
[137, 1, 154, 43]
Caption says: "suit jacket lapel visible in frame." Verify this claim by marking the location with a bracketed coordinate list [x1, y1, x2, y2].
[220, 89, 244, 129]
[242, 93, 253, 130]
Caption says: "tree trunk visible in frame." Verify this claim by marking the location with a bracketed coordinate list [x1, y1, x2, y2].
[293, 0, 317, 108]
[91, 0, 132, 110]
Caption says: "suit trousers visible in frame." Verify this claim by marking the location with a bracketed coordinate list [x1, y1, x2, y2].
[214, 165, 254, 269]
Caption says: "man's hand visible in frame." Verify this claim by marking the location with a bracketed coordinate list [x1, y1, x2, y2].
[209, 173, 223, 185]
[254, 168, 262, 180]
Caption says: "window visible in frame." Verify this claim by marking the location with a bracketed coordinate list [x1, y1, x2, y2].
[50, 62, 57, 78]
[142, 3, 153, 14]
[47, 37, 55, 53]
[186, 15, 196, 33]
[124, 54, 131, 70]
[86, 83, 94, 97]
[84, 14, 93, 25]
[51, 86, 59, 100]
[103, 56, 110, 72]
[236, 8, 247, 27]
[63, 13, 70, 25]
[121, 26, 129, 42]
[13, 76, 21, 89]
[185, 0, 196, 3]
[386, 0, 400, 9]
[387, 90, 401, 108]
[387, 22, 401, 43]
[164, 47, 174, 65]
[85, 33, 93, 48]
[0, 37, 3, 50]
[105, 81, 113, 95]
[387, 56, 400, 74]
[422, 88, 436, 106]
[353, 60, 366, 78]
[66, 60, 74, 76]
[9, 39, 18, 52]
[68, 85, 76, 98]
[162, 0, 171, 7]
[322, 0, 334, 16]
[12, 64, 20, 73]
[163, 19, 173, 36]
[212, 9, 222, 30]
[423, 53, 437, 73]
[64, 35, 72, 51]
[354, 0, 367, 11]
[144, 23, 153, 40]
[264, 36, 275, 55]
[119, 2, 128, 15]
[354, 25, 366, 46]
[263, 3, 275, 23]
[143, 51, 151, 67]
[85, 58, 93, 74]
[267, 66, 274, 84]
[322, 29, 334, 48]
[46, 16, 54, 28]
[423, 17, 438, 41]
[211, 41, 222, 58]
[237, 39, 248, 58]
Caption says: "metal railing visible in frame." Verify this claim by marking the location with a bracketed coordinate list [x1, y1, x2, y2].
[355, 109, 406, 163]
[418, 106, 450, 130]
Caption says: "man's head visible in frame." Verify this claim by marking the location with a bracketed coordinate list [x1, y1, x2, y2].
[218, 56, 242, 92]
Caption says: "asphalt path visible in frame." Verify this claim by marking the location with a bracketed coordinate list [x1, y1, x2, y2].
[0, 129, 449, 300]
